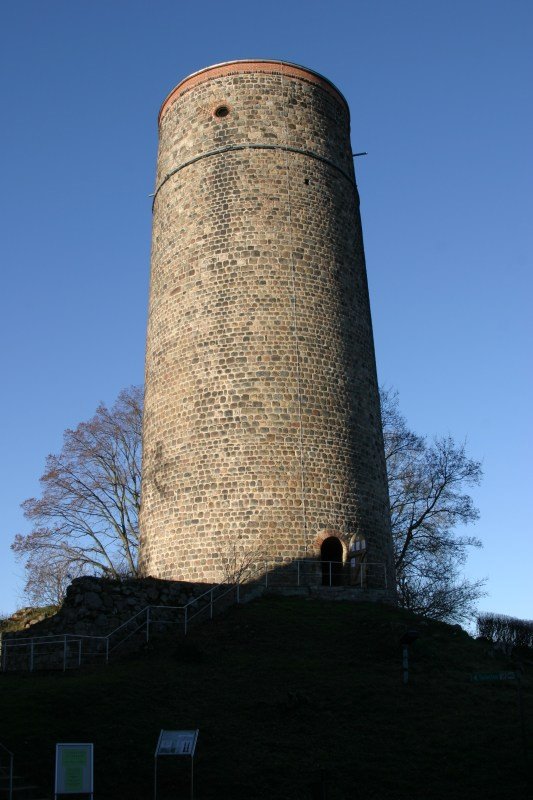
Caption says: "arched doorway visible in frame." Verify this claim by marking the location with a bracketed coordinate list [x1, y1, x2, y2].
[320, 536, 343, 586]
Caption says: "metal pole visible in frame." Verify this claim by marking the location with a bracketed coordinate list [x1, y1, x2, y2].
[30, 641, 34, 672]
[403, 645, 409, 684]
[146, 607, 151, 643]
[63, 635, 67, 672]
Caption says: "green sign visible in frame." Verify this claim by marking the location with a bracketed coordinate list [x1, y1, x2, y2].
[471, 671, 518, 682]
[55, 743, 93, 796]
[64, 765, 84, 792]
[62, 749, 87, 767]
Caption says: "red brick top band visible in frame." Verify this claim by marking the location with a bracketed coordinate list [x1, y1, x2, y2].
[158, 60, 349, 126]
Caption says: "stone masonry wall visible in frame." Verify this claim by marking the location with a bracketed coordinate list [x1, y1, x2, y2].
[2, 576, 210, 639]
[139, 61, 395, 589]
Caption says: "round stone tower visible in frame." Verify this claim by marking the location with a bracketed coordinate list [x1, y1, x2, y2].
[139, 60, 395, 590]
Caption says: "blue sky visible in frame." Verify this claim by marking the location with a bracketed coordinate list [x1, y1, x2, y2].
[1, 0, 531, 620]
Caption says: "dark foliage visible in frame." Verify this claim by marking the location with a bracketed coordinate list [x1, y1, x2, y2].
[477, 612, 533, 651]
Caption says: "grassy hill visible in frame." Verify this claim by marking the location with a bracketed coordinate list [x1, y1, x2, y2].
[1, 596, 531, 799]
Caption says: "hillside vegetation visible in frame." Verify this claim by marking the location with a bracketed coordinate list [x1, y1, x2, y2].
[0, 605, 58, 635]
[1, 597, 531, 799]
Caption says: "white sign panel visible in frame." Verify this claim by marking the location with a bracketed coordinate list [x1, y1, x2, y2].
[55, 743, 93, 796]
[156, 730, 198, 757]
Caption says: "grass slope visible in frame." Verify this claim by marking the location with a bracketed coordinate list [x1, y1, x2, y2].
[1, 597, 531, 799]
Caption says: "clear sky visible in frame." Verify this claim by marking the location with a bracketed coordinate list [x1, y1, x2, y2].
[1, 0, 531, 620]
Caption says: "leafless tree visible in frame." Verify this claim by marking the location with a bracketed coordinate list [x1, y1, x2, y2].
[13, 383, 485, 620]
[12, 386, 143, 601]
[220, 540, 267, 585]
[22, 550, 85, 607]
[380, 387, 486, 623]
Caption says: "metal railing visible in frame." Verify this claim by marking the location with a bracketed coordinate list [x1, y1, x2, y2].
[0, 741, 13, 800]
[0, 632, 108, 672]
[256, 559, 387, 590]
[0, 579, 249, 673]
[0, 559, 387, 672]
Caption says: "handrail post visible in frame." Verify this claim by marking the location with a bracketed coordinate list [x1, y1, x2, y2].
[146, 607, 151, 643]
[63, 634, 67, 672]
[30, 640, 34, 672]
[210, 589, 214, 619]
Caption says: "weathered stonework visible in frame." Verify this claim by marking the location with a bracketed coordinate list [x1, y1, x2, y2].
[2, 577, 209, 638]
[139, 60, 395, 589]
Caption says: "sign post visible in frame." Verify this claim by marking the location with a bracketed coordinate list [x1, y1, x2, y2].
[400, 630, 420, 685]
[154, 729, 198, 800]
[55, 743, 93, 800]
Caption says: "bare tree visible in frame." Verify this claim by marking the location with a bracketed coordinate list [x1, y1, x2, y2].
[22, 550, 85, 607]
[221, 539, 267, 585]
[12, 386, 143, 599]
[380, 387, 486, 623]
[12, 382, 485, 622]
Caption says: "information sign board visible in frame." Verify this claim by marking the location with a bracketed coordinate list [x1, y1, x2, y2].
[156, 730, 198, 757]
[55, 743, 93, 798]
[471, 671, 518, 682]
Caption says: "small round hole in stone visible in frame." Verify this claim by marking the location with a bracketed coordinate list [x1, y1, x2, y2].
[214, 105, 230, 119]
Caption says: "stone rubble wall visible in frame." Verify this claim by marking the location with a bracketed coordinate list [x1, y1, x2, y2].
[2, 576, 214, 640]
[0, 605, 58, 633]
